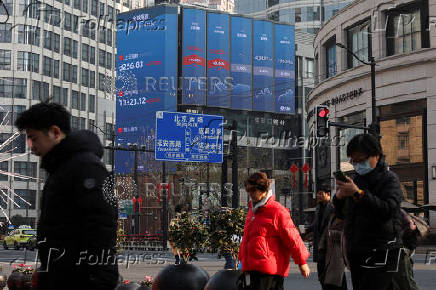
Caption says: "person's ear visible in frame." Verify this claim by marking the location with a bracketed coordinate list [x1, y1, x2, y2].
[49, 125, 62, 140]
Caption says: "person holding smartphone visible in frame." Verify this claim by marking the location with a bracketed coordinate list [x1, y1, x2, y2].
[334, 134, 403, 290]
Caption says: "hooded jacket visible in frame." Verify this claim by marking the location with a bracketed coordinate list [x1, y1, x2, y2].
[333, 160, 403, 258]
[37, 130, 118, 289]
[238, 192, 310, 277]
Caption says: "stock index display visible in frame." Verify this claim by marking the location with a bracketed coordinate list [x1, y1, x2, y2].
[115, 6, 178, 174]
[180, 7, 295, 114]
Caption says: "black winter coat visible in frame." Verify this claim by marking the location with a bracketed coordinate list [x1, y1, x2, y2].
[333, 160, 403, 257]
[37, 130, 118, 290]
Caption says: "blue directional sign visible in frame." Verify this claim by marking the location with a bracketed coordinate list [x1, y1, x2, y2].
[155, 111, 224, 163]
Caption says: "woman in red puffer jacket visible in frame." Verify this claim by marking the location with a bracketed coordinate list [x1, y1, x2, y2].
[238, 172, 310, 290]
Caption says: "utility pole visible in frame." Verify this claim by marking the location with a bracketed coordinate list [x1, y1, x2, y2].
[161, 162, 167, 250]
[132, 145, 139, 235]
[221, 155, 228, 207]
[335, 43, 379, 138]
[231, 120, 239, 208]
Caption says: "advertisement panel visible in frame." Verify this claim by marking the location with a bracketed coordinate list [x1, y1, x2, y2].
[230, 16, 252, 110]
[115, 6, 178, 174]
[182, 8, 206, 105]
[274, 24, 295, 114]
[253, 20, 274, 112]
[207, 13, 230, 108]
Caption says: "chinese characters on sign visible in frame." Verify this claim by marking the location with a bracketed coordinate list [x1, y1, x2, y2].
[155, 111, 224, 163]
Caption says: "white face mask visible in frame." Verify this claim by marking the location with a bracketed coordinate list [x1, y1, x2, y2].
[352, 160, 374, 175]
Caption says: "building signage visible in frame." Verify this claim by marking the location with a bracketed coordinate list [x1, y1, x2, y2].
[321, 88, 363, 106]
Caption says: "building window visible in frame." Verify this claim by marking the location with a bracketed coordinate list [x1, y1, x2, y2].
[106, 29, 113, 46]
[89, 95, 95, 113]
[64, 37, 72, 56]
[0, 133, 26, 154]
[54, 33, 60, 53]
[62, 88, 69, 106]
[386, 2, 429, 56]
[89, 119, 95, 132]
[99, 27, 106, 43]
[80, 118, 86, 130]
[99, 49, 105, 67]
[72, 65, 78, 83]
[17, 25, 40, 46]
[72, 90, 79, 110]
[43, 56, 52, 77]
[98, 73, 105, 91]
[0, 162, 8, 181]
[82, 44, 89, 62]
[106, 52, 112, 70]
[19, 0, 40, 19]
[53, 85, 61, 104]
[0, 49, 11, 70]
[74, 0, 81, 10]
[64, 12, 72, 31]
[105, 123, 114, 140]
[347, 20, 370, 68]
[71, 116, 79, 130]
[108, 6, 114, 22]
[91, 0, 98, 17]
[17, 52, 39, 73]
[73, 15, 79, 33]
[398, 134, 409, 150]
[81, 68, 89, 87]
[305, 58, 314, 78]
[90, 71, 95, 88]
[54, 60, 60, 79]
[0, 24, 12, 43]
[81, 93, 87, 111]
[63, 62, 71, 82]
[14, 189, 36, 209]
[72, 40, 78, 59]
[32, 80, 49, 101]
[14, 162, 37, 181]
[43, 30, 52, 50]
[90, 47, 96, 64]
[82, 0, 88, 13]
[13, 79, 27, 99]
[100, 3, 105, 16]
[325, 38, 336, 78]
[0, 0, 12, 16]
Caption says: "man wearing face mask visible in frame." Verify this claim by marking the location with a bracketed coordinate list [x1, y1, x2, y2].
[334, 134, 403, 290]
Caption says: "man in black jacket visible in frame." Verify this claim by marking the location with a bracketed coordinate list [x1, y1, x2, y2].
[334, 134, 403, 290]
[15, 103, 119, 290]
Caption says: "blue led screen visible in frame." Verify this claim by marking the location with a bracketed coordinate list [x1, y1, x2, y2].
[230, 16, 252, 110]
[115, 6, 178, 174]
[253, 20, 274, 112]
[182, 8, 207, 105]
[274, 24, 295, 114]
[207, 13, 230, 108]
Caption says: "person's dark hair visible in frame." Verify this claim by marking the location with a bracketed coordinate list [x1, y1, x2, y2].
[317, 183, 331, 193]
[14, 102, 71, 134]
[346, 134, 383, 157]
[245, 172, 271, 192]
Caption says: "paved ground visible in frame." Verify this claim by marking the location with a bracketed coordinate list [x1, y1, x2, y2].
[1, 248, 436, 289]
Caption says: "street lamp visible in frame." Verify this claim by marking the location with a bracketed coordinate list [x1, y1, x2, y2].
[335, 43, 379, 138]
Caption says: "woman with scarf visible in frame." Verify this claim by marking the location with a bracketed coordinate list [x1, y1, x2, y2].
[238, 172, 310, 290]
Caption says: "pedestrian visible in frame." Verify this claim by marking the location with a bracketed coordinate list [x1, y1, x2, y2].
[306, 184, 347, 290]
[334, 133, 403, 290]
[169, 204, 185, 265]
[392, 209, 421, 290]
[15, 103, 119, 290]
[238, 172, 310, 290]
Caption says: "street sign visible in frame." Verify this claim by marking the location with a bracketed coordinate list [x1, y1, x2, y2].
[155, 111, 224, 163]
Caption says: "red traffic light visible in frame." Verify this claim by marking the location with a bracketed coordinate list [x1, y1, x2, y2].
[318, 108, 329, 118]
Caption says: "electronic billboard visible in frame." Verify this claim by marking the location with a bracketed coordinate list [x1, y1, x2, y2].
[115, 6, 178, 174]
[253, 20, 274, 112]
[207, 12, 230, 108]
[230, 16, 253, 110]
[182, 8, 206, 105]
[274, 24, 295, 114]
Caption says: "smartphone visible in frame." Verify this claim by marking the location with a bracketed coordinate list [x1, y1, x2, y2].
[334, 170, 348, 182]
